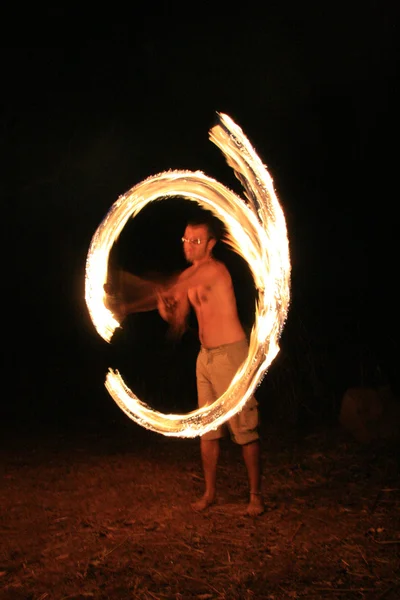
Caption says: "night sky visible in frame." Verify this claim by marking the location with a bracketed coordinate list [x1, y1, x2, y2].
[2, 5, 399, 432]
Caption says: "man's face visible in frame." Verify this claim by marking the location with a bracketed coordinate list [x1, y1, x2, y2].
[182, 225, 213, 264]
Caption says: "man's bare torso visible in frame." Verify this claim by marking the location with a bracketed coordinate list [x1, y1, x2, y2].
[177, 259, 246, 348]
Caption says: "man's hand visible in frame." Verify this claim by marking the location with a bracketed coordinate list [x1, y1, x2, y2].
[157, 293, 177, 322]
[157, 292, 188, 340]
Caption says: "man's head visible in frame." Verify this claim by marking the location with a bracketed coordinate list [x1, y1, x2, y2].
[182, 217, 221, 264]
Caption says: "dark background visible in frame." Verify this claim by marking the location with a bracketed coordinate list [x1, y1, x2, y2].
[2, 4, 398, 435]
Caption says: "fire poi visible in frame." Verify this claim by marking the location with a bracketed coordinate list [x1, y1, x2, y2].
[85, 113, 291, 437]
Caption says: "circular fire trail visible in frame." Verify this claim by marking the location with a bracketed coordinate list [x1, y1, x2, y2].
[85, 113, 291, 437]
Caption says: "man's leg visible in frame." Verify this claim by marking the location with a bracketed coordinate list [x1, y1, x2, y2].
[191, 438, 220, 511]
[194, 348, 222, 511]
[242, 440, 264, 516]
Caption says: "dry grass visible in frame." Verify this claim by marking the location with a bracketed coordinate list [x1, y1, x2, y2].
[1, 421, 399, 599]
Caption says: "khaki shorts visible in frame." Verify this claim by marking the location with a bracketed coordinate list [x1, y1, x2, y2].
[196, 339, 259, 445]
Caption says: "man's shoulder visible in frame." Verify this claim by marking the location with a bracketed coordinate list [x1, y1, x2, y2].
[178, 264, 197, 280]
[210, 258, 231, 276]
[196, 259, 228, 277]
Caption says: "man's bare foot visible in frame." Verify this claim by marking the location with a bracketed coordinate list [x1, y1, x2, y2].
[246, 493, 264, 517]
[191, 494, 215, 512]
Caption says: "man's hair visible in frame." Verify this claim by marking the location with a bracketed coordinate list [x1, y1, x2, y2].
[186, 213, 224, 242]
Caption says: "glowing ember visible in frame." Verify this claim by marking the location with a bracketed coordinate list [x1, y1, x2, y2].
[85, 112, 291, 437]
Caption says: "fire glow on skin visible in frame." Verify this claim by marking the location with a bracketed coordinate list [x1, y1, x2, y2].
[85, 113, 291, 437]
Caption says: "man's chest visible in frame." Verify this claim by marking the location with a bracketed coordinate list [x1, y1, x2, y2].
[188, 284, 213, 308]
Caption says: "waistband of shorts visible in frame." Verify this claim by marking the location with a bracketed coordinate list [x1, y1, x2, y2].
[200, 338, 248, 353]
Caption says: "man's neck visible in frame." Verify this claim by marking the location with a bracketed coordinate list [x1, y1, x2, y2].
[193, 255, 214, 267]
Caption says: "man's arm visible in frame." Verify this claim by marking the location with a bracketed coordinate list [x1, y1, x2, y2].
[104, 282, 159, 321]
[104, 269, 179, 321]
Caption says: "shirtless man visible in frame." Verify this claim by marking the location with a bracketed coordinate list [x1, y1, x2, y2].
[157, 217, 264, 516]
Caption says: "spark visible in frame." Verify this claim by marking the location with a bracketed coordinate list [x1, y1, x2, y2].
[85, 112, 291, 437]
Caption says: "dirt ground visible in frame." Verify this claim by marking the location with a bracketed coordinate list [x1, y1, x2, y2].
[1, 420, 400, 600]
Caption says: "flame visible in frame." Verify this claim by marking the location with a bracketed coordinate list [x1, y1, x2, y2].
[85, 112, 291, 437]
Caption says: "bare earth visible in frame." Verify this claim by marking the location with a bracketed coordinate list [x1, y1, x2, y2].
[1, 421, 399, 600]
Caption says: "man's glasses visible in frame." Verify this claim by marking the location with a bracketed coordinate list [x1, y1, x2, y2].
[181, 237, 207, 245]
